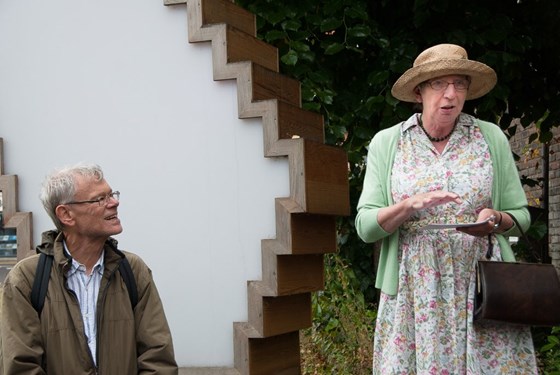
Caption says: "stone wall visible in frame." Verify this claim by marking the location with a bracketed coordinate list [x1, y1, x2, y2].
[508, 121, 560, 270]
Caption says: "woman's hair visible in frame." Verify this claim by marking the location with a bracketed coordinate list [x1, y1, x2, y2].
[40, 163, 104, 230]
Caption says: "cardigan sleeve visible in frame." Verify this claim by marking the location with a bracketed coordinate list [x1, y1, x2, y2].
[355, 124, 402, 295]
[355, 125, 400, 243]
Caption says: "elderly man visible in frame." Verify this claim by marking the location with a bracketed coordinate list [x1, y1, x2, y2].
[0, 163, 178, 374]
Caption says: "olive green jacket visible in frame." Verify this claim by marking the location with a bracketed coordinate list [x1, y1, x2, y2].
[0, 231, 178, 374]
[356, 115, 530, 295]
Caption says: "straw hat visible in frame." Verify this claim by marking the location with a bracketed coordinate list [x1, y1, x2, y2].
[391, 44, 497, 102]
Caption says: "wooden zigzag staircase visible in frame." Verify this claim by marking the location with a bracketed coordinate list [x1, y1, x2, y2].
[163, 0, 350, 373]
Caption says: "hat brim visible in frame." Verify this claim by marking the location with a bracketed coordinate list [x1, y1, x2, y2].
[391, 59, 497, 102]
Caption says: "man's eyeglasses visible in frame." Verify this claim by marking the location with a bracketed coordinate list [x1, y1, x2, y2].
[65, 191, 120, 207]
[426, 78, 470, 91]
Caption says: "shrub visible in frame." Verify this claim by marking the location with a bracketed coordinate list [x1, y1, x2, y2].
[301, 253, 375, 374]
[533, 326, 560, 374]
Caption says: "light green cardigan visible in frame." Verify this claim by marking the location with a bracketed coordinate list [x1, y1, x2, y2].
[355, 115, 530, 296]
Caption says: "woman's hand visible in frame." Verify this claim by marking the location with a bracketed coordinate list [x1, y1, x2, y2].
[377, 190, 462, 233]
[457, 208, 502, 237]
[408, 191, 463, 211]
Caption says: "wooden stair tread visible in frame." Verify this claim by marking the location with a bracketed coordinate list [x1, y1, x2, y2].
[250, 64, 300, 106]
[201, 0, 256, 36]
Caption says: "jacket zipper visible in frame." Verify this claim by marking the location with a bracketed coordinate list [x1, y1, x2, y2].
[66, 262, 119, 374]
[65, 287, 97, 370]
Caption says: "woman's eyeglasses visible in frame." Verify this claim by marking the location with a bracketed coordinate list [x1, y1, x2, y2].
[426, 78, 470, 91]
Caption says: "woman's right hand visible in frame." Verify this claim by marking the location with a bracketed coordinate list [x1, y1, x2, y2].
[377, 190, 462, 233]
[408, 191, 462, 211]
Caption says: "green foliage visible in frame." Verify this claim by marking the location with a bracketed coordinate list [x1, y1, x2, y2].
[511, 207, 549, 263]
[236, 0, 560, 302]
[533, 326, 560, 374]
[300, 253, 375, 374]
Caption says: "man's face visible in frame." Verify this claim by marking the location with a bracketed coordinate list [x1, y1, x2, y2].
[63, 175, 123, 242]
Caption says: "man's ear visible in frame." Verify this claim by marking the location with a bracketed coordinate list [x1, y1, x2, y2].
[55, 205, 75, 227]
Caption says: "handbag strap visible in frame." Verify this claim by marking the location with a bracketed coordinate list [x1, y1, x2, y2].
[485, 212, 537, 261]
[485, 235, 493, 260]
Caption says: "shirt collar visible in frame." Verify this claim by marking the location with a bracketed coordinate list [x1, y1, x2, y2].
[63, 240, 105, 276]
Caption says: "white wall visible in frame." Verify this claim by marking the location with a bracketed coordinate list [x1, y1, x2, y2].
[0, 0, 289, 367]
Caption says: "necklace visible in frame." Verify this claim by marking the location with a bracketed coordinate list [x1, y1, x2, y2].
[417, 115, 457, 142]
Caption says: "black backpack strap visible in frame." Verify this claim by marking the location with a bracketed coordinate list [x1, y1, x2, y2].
[30, 253, 53, 315]
[31, 248, 137, 314]
[118, 257, 138, 310]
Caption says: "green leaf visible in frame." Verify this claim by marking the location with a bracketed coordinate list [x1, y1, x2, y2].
[347, 25, 371, 39]
[317, 90, 334, 105]
[282, 19, 301, 32]
[298, 50, 316, 63]
[308, 70, 332, 84]
[365, 95, 385, 111]
[301, 86, 316, 101]
[281, 50, 298, 66]
[324, 42, 345, 55]
[325, 317, 339, 331]
[303, 102, 321, 112]
[267, 10, 288, 26]
[385, 91, 400, 106]
[290, 40, 310, 52]
[548, 335, 560, 345]
[264, 29, 286, 43]
[367, 70, 389, 85]
[320, 18, 343, 32]
[345, 6, 368, 20]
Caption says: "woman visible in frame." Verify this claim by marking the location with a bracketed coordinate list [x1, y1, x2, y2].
[356, 44, 537, 374]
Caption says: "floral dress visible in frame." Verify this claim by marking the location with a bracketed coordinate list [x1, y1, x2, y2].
[372, 114, 537, 374]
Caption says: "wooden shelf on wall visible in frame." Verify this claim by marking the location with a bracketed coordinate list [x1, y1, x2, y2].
[0, 138, 34, 266]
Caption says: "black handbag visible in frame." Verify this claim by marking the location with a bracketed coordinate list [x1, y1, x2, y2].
[473, 214, 560, 326]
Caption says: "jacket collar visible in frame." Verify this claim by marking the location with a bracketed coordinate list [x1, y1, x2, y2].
[36, 230, 124, 274]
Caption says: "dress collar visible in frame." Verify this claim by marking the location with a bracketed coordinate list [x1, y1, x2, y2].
[401, 112, 477, 134]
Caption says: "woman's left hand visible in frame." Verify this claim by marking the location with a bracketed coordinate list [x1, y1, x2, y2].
[456, 208, 499, 237]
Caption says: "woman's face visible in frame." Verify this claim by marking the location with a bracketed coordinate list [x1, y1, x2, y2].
[415, 74, 469, 126]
